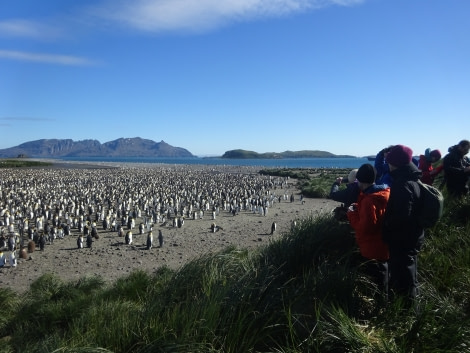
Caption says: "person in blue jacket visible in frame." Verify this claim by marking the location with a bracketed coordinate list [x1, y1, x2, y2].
[375, 145, 418, 187]
[374, 146, 394, 186]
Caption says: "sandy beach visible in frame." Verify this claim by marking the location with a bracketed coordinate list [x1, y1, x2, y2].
[0, 162, 341, 294]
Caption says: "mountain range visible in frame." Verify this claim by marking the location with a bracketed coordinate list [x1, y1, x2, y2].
[0, 138, 194, 158]
[0, 138, 358, 159]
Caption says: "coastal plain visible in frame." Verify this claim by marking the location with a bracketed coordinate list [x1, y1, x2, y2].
[0, 161, 341, 293]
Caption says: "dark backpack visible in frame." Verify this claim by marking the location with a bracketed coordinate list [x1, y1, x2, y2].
[417, 180, 444, 228]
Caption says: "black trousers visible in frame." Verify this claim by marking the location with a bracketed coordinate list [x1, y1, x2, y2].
[388, 247, 419, 301]
[362, 258, 389, 296]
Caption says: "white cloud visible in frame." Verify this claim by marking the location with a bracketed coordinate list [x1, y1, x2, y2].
[95, 0, 365, 33]
[0, 19, 62, 40]
[0, 50, 98, 66]
[0, 0, 365, 65]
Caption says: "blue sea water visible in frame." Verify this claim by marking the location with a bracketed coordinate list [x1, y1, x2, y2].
[61, 156, 370, 169]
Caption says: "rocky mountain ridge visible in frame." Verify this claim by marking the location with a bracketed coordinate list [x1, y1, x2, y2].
[0, 138, 194, 158]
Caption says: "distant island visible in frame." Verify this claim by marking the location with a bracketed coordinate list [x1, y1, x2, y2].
[0, 138, 194, 158]
[220, 149, 356, 159]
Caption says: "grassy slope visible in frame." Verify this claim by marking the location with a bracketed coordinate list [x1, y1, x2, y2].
[0, 170, 469, 352]
[0, 159, 52, 168]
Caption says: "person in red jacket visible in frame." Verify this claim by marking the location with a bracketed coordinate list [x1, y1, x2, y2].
[418, 148, 443, 185]
[347, 163, 390, 297]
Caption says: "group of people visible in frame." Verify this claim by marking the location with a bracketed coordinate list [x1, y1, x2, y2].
[331, 139, 470, 308]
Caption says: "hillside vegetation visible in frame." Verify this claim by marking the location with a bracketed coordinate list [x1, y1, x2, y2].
[260, 167, 352, 198]
[0, 159, 52, 168]
[222, 149, 355, 159]
[0, 170, 469, 352]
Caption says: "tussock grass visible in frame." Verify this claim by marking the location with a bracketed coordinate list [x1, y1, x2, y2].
[0, 159, 52, 168]
[1, 193, 469, 352]
[260, 167, 351, 198]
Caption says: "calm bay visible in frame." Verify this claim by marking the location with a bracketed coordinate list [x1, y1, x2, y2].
[60, 156, 370, 169]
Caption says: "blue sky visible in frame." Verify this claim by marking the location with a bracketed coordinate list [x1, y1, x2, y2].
[0, 0, 468, 157]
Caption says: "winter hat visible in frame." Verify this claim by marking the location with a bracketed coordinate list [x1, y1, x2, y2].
[356, 164, 376, 184]
[347, 169, 358, 183]
[385, 144, 413, 167]
[429, 149, 441, 161]
[424, 148, 431, 161]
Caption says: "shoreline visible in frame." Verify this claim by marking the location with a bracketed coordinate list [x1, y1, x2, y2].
[6, 156, 367, 170]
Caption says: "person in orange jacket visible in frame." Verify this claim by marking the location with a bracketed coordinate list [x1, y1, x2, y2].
[347, 163, 390, 296]
[418, 148, 443, 185]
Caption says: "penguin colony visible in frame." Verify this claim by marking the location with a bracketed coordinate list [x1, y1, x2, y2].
[0, 163, 325, 292]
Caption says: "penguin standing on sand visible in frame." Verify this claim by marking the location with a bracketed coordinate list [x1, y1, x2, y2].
[86, 234, 93, 249]
[0, 252, 5, 267]
[146, 231, 153, 250]
[270, 222, 276, 235]
[125, 231, 132, 245]
[7, 235, 15, 251]
[28, 240, 35, 253]
[291, 220, 297, 231]
[91, 226, 98, 239]
[39, 234, 46, 251]
[9, 251, 17, 267]
[158, 230, 164, 248]
[77, 235, 83, 249]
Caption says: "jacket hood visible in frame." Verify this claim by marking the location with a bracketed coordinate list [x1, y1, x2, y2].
[448, 145, 459, 154]
[390, 162, 422, 182]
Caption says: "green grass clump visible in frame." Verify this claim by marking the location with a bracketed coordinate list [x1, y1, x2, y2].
[0, 192, 469, 352]
[260, 168, 351, 198]
[0, 159, 52, 168]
